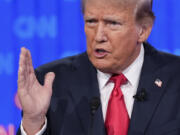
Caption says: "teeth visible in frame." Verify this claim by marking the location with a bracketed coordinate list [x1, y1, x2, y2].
[96, 49, 105, 52]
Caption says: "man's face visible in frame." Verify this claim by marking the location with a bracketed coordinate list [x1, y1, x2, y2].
[84, 0, 143, 74]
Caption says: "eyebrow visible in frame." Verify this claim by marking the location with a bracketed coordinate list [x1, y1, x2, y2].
[103, 15, 123, 21]
[84, 16, 121, 20]
[84, 15, 125, 24]
[84, 16, 96, 20]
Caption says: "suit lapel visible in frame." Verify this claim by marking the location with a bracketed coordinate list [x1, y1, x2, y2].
[69, 53, 106, 135]
[128, 43, 167, 135]
[66, 44, 167, 135]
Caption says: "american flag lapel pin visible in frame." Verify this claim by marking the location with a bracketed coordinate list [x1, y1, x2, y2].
[155, 79, 162, 88]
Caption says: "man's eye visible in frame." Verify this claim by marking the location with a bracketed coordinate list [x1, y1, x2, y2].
[108, 21, 120, 25]
[85, 19, 98, 27]
[106, 20, 122, 30]
[86, 19, 97, 23]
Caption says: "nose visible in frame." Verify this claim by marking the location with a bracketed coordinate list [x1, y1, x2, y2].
[95, 23, 107, 43]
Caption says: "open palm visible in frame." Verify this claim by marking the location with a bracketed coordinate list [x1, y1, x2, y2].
[18, 47, 55, 123]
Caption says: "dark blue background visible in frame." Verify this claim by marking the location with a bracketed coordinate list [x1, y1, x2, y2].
[0, 0, 180, 134]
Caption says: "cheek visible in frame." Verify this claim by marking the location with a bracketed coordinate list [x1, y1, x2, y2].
[86, 38, 93, 51]
[86, 31, 96, 52]
[85, 26, 95, 40]
[110, 35, 137, 60]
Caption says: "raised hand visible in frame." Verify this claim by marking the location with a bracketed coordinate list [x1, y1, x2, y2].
[18, 47, 55, 134]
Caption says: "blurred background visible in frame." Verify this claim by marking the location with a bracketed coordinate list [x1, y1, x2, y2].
[0, 0, 180, 134]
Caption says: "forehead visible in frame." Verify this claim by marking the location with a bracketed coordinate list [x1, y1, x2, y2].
[84, 0, 136, 10]
[84, 0, 136, 19]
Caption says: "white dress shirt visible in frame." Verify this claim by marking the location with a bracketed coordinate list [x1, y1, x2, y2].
[98, 44, 144, 120]
[21, 44, 144, 135]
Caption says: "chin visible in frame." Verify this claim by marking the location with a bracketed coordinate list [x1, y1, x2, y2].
[91, 61, 114, 73]
[92, 61, 123, 74]
[88, 55, 116, 73]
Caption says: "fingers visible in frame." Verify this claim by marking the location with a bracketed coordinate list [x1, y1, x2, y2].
[44, 72, 55, 90]
[18, 47, 28, 89]
[27, 48, 34, 74]
[18, 47, 34, 89]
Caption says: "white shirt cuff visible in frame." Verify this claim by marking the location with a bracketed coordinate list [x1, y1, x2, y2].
[20, 117, 47, 135]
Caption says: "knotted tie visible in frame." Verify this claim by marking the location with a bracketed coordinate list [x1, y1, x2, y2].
[105, 73, 129, 135]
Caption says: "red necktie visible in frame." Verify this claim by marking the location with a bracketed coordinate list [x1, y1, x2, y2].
[105, 74, 129, 135]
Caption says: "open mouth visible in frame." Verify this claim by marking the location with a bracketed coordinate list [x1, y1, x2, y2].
[96, 49, 107, 53]
[94, 48, 108, 58]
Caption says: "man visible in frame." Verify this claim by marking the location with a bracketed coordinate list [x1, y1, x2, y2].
[17, 0, 180, 135]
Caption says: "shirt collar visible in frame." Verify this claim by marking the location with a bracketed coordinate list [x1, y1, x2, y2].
[97, 44, 144, 89]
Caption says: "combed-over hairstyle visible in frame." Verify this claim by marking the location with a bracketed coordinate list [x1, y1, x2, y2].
[81, 0, 155, 25]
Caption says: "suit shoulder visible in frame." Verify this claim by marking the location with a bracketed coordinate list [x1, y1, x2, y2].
[156, 50, 180, 66]
[153, 49, 180, 76]
[145, 42, 180, 66]
[35, 52, 87, 74]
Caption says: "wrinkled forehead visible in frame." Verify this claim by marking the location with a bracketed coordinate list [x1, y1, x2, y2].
[82, 0, 151, 12]
[84, 0, 136, 8]
[83, 0, 138, 14]
[83, 0, 137, 16]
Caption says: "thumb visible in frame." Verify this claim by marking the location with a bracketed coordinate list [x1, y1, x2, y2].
[44, 72, 55, 89]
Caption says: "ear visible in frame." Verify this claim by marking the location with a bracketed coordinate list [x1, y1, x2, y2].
[137, 21, 153, 43]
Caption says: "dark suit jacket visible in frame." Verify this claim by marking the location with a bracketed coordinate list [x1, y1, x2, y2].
[17, 43, 180, 135]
